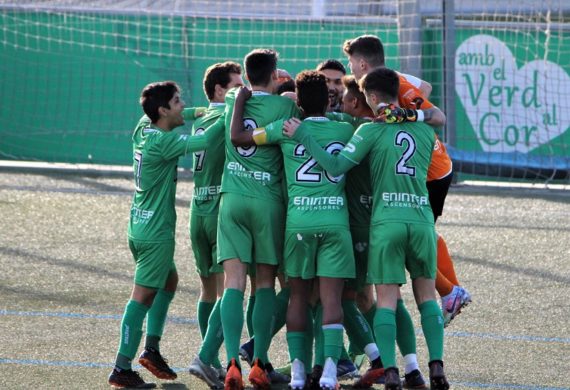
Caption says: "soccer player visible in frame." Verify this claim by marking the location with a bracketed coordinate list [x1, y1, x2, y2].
[188, 62, 243, 383]
[216, 49, 299, 390]
[230, 70, 356, 390]
[108, 81, 224, 388]
[284, 67, 450, 390]
[316, 59, 347, 112]
[343, 34, 471, 328]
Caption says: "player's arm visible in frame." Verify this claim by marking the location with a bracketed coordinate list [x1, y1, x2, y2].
[325, 112, 361, 127]
[230, 86, 285, 146]
[399, 72, 432, 98]
[399, 78, 445, 127]
[182, 107, 207, 120]
[230, 86, 256, 147]
[161, 115, 224, 159]
[284, 118, 360, 177]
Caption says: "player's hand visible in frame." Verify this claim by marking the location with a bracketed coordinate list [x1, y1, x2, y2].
[236, 86, 252, 103]
[283, 118, 302, 138]
[281, 91, 297, 102]
[375, 104, 418, 123]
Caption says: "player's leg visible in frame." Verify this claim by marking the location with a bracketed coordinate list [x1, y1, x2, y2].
[286, 277, 312, 390]
[437, 234, 471, 327]
[216, 193, 259, 390]
[318, 277, 345, 390]
[190, 212, 225, 373]
[409, 225, 449, 390]
[140, 266, 178, 380]
[373, 283, 401, 389]
[428, 173, 472, 326]
[247, 197, 285, 389]
[317, 229, 355, 390]
[108, 239, 172, 388]
[246, 277, 256, 338]
[367, 223, 408, 389]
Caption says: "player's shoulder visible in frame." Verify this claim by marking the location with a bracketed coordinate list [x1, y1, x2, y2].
[223, 87, 239, 105]
[355, 121, 382, 133]
[328, 120, 355, 133]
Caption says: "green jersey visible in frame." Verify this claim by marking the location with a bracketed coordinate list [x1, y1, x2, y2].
[328, 113, 373, 228]
[221, 89, 299, 202]
[294, 120, 435, 226]
[262, 117, 354, 230]
[191, 103, 226, 216]
[127, 113, 218, 242]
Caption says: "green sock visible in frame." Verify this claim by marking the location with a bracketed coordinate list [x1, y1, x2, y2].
[272, 287, 290, 336]
[305, 305, 314, 368]
[363, 303, 376, 332]
[145, 289, 175, 351]
[252, 288, 276, 364]
[199, 299, 224, 366]
[313, 304, 324, 366]
[373, 307, 397, 368]
[322, 325, 344, 364]
[287, 331, 307, 364]
[116, 300, 149, 370]
[419, 300, 444, 362]
[342, 300, 374, 356]
[246, 295, 256, 338]
[396, 299, 417, 356]
[340, 345, 350, 361]
[198, 301, 216, 339]
[221, 288, 244, 365]
[198, 300, 221, 368]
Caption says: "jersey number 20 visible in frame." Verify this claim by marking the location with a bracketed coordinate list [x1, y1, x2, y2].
[294, 142, 345, 183]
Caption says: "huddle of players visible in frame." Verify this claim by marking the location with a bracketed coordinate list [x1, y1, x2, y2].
[109, 33, 471, 390]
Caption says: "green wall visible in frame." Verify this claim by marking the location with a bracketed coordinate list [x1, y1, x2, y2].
[0, 11, 397, 167]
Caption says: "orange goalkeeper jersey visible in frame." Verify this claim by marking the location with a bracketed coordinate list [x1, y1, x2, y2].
[398, 75, 453, 181]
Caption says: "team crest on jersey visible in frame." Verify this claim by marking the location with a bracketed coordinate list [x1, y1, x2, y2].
[236, 117, 258, 157]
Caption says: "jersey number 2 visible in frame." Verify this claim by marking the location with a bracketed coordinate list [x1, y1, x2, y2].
[395, 131, 416, 177]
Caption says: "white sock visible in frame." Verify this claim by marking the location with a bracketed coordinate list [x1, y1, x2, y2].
[364, 343, 380, 361]
[403, 353, 419, 374]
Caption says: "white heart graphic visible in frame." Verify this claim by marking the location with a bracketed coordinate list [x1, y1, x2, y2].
[455, 34, 570, 153]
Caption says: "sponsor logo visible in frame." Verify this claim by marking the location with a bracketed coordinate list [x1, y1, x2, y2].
[227, 161, 271, 182]
[382, 192, 428, 208]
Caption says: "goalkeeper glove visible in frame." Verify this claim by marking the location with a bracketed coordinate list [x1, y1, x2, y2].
[375, 104, 420, 123]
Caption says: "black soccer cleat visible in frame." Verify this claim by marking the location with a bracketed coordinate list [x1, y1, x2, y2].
[428, 360, 450, 390]
[384, 367, 403, 390]
[402, 369, 427, 389]
[138, 347, 177, 380]
[108, 368, 156, 388]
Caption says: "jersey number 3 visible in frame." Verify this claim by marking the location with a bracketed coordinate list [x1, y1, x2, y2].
[395, 131, 416, 177]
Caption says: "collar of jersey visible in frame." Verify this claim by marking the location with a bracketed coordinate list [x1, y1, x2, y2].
[209, 102, 225, 108]
[304, 116, 329, 122]
[252, 90, 271, 96]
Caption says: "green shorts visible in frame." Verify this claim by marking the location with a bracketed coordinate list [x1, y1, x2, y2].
[345, 225, 370, 292]
[367, 223, 436, 285]
[129, 239, 177, 289]
[217, 192, 284, 266]
[284, 228, 355, 280]
[190, 212, 223, 277]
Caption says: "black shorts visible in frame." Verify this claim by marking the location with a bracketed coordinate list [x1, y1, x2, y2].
[426, 171, 453, 222]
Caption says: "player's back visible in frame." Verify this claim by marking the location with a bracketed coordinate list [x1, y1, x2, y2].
[221, 89, 299, 202]
[191, 104, 226, 215]
[358, 120, 435, 226]
[280, 118, 354, 230]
